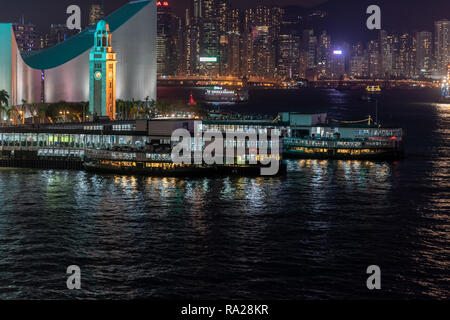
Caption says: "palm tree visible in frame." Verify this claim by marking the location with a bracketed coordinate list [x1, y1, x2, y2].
[38, 105, 48, 124]
[5, 106, 14, 125]
[0, 104, 6, 125]
[0, 90, 8, 106]
[10, 105, 20, 125]
[137, 104, 152, 119]
[132, 99, 138, 120]
[0, 90, 9, 125]
[75, 102, 89, 122]
[116, 99, 125, 120]
[135, 100, 145, 119]
[124, 100, 133, 120]
[30, 103, 38, 124]
[20, 99, 27, 124]
[154, 101, 172, 117]
[72, 105, 83, 123]
[80, 102, 89, 122]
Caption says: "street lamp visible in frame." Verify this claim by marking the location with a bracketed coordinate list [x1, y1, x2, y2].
[59, 110, 70, 122]
[19, 110, 24, 125]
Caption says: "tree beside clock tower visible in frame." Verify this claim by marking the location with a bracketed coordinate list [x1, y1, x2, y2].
[89, 20, 117, 120]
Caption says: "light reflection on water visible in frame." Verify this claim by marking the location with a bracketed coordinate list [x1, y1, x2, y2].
[0, 155, 448, 299]
[0, 89, 449, 299]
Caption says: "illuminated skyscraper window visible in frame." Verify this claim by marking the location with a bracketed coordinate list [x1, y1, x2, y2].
[435, 20, 450, 76]
[89, 0, 105, 26]
[12, 16, 37, 51]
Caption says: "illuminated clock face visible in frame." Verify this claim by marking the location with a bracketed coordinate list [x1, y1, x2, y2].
[95, 71, 102, 80]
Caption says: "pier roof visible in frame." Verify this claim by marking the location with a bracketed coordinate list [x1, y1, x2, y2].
[202, 120, 284, 127]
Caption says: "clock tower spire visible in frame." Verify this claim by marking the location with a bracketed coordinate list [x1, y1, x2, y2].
[89, 20, 117, 120]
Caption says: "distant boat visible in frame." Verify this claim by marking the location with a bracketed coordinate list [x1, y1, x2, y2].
[366, 85, 382, 93]
[188, 91, 197, 106]
[204, 86, 249, 103]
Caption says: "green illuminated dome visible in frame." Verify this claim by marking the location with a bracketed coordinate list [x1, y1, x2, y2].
[96, 20, 110, 32]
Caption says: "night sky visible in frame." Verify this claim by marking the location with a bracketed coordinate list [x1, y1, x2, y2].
[0, 0, 448, 43]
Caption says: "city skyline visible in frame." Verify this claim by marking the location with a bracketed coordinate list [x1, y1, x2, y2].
[1, 0, 448, 38]
[3, 0, 450, 81]
[154, 0, 449, 80]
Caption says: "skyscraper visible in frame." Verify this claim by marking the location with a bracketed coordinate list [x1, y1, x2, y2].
[157, 1, 178, 76]
[368, 40, 381, 78]
[225, 32, 241, 76]
[317, 31, 331, 78]
[277, 33, 301, 79]
[350, 55, 367, 78]
[330, 47, 345, 79]
[41, 24, 79, 49]
[302, 30, 317, 70]
[199, 20, 220, 75]
[379, 30, 394, 77]
[352, 43, 364, 57]
[243, 6, 283, 78]
[398, 33, 416, 78]
[240, 31, 254, 77]
[224, 8, 241, 76]
[192, 0, 221, 76]
[416, 31, 433, 76]
[253, 26, 274, 78]
[89, 0, 105, 26]
[349, 42, 368, 78]
[194, 0, 216, 19]
[12, 17, 37, 51]
[185, 22, 200, 75]
[435, 20, 450, 76]
[217, 0, 228, 34]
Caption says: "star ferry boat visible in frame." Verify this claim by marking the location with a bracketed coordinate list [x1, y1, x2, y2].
[0, 112, 404, 176]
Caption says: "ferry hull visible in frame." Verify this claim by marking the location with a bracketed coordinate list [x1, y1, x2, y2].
[83, 161, 287, 177]
[283, 148, 404, 161]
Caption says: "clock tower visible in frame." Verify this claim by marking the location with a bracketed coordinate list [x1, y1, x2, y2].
[89, 20, 117, 120]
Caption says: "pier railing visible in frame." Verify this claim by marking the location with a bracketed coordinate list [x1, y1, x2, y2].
[85, 149, 173, 162]
[283, 138, 397, 149]
[0, 146, 85, 158]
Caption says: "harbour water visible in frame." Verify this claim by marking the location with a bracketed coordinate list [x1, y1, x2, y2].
[0, 89, 448, 299]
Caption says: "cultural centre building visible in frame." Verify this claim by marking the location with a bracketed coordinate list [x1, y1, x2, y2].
[0, 0, 156, 107]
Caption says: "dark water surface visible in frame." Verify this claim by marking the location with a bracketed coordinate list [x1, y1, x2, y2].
[0, 89, 448, 299]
